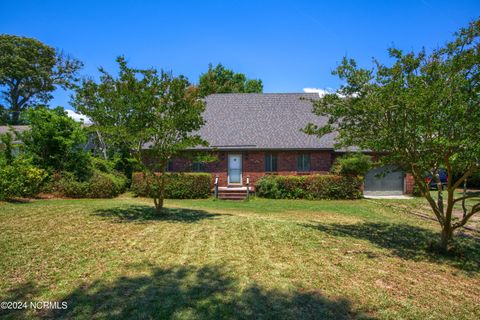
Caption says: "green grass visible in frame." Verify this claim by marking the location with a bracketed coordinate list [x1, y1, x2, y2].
[0, 195, 479, 319]
[373, 190, 480, 230]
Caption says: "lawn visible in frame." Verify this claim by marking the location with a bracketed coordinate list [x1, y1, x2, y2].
[0, 195, 479, 319]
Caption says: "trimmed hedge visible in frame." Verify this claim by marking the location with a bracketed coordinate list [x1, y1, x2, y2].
[256, 174, 362, 200]
[131, 172, 212, 199]
[52, 170, 128, 198]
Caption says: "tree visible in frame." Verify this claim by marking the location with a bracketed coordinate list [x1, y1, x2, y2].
[305, 19, 480, 252]
[197, 63, 263, 97]
[21, 107, 92, 179]
[73, 57, 207, 212]
[0, 34, 83, 124]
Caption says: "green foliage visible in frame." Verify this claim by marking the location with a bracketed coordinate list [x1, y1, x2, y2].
[21, 107, 92, 179]
[53, 170, 127, 198]
[0, 132, 14, 165]
[256, 175, 362, 200]
[92, 156, 115, 173]
[305, 19, 480, 250]
[0, 158, 48, 200]
[73, 57, 208, 211]
[0, 34, 82, 124]
[111, 150, 143, 183]
[131, 172, 212, 199]
[331, 153, 372, 176]
[197, 63, 263, 97]
[412, 184, 423, 197]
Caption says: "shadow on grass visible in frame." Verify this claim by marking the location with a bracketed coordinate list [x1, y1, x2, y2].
[93, 205, 223, 223]
[0, 281, 41, 319]
[303, 222, 480, 273]
[32, 264, 372, 320]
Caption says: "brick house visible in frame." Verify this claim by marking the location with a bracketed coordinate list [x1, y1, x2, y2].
[151, 93, 414, 197]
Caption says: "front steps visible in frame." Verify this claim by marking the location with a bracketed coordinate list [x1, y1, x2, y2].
[215, 186, 254, 200]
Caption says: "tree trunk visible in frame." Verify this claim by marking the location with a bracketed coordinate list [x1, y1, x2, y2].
[154, 196, 164, 213]
[10, 109, 20, 125]
[439, 224, 453, 252]
[153, 168, 166, 214]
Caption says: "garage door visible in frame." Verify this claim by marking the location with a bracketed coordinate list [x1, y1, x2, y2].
[364, 166, 404, 195]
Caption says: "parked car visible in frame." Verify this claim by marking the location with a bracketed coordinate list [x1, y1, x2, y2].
[425, 169, 448, 189]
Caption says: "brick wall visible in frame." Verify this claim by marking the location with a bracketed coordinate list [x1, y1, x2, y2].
[144, 150, 335, 187]
[142, 150, 414, 194]
[405, 173, 415, 194]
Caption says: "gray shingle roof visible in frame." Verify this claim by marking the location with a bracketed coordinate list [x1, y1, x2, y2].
[195, 93, 337, 150]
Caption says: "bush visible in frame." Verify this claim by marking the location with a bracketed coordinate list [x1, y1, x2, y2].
[53, 170, 127, 198]
[256, 174, 362, 200]
[331, 153, 372, 176]
[0, 159, 48, 200]
[131, 172, 212, 199]
[21, 107, 94, 180]
[91, 157, 116, 173]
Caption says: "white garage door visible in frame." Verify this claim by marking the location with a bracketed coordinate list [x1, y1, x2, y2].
[364, 166, 404, 195]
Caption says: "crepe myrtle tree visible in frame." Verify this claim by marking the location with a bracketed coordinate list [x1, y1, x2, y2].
[305, 19, 480, 251]
[73, 57, 207, 212]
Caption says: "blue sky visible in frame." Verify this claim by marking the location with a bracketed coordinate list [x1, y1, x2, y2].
[1, 0, 479, 110]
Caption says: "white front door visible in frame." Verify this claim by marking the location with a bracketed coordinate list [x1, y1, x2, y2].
[228, 154, 242, 184]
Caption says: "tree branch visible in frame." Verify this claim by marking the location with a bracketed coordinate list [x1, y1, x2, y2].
[453, 202, 480, 229]
[453, 165, 477, 189]
[411, 165, 445, 224]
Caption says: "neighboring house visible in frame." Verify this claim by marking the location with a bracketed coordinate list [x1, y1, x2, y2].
[146, 93, 414, 196]
[0, 125, 30, 144]
[0, 124, 97, 154]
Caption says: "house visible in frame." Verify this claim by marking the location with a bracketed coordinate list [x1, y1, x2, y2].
[1, 94, 414, 198]
[152, 93, 415, 197]
[0, 125, 30, 144]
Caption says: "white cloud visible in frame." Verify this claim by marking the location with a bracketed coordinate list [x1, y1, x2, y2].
[303, 87, 358, 98]
[66, 109, 92, 125]
[302, 88, 333, 97]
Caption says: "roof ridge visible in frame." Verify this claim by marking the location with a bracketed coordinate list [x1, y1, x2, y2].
[207, 92, 317, 95]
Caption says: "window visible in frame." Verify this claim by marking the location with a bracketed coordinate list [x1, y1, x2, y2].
[166, 159, 174, 172]
[265, 154, 277, 172]
[297, 154, 310, 171]
[192, 161, 205, 172]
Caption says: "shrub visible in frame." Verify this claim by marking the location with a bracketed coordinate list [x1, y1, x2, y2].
[92, 157, 115, 173]
[53, 170, 127, 198]
[331, 153, 372, 177]
[256, 174, 362, 200]
[255, 176, 282, 199]
[131, 172, 212, 199]
[21, 107, 93, 180]
[0, 159, 48, 200]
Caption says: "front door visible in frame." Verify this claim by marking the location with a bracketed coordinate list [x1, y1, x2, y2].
[228, 154, 242, 184]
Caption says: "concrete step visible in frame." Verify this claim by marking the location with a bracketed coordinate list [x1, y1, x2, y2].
[218, 192, 247, 199]
[213, 186, 254, 200]
[218, 195, 246, 200]
[218, 192, 247, 196]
